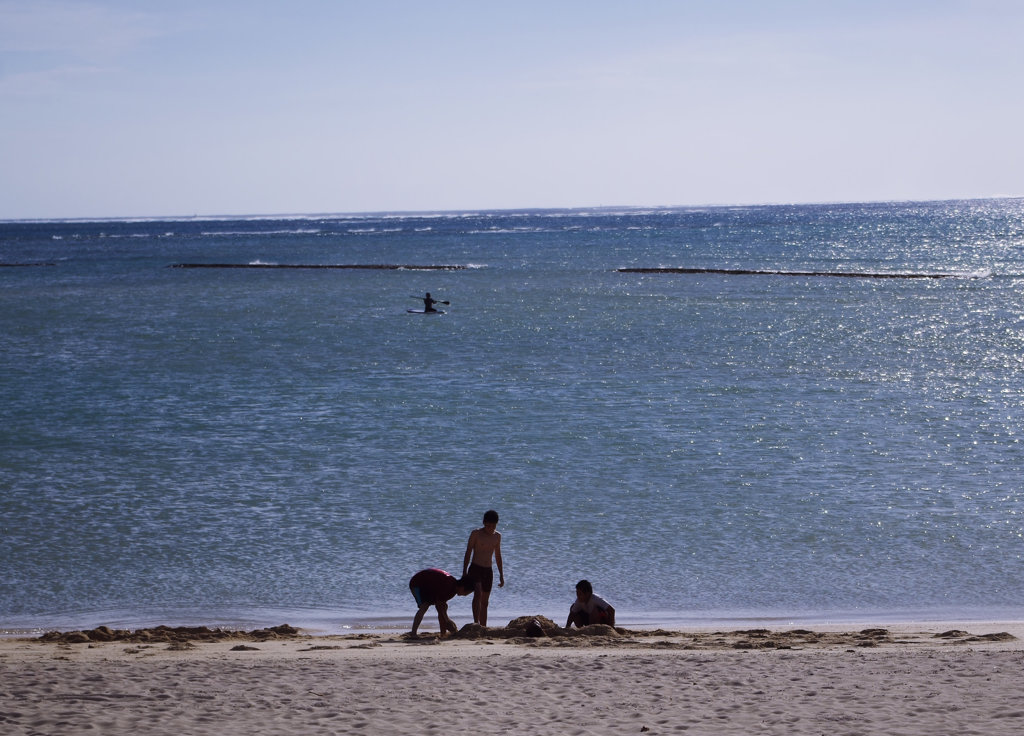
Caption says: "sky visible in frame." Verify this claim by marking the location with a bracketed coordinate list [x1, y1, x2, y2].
[2, 0, 1023, 219]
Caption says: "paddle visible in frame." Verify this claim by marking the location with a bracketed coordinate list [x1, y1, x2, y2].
[410, 296, 450, 305]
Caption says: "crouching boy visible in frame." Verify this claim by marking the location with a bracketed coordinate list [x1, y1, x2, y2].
[565, 579, 616, 628]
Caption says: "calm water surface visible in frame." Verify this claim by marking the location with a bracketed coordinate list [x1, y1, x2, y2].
[2, 200, 1024, 633]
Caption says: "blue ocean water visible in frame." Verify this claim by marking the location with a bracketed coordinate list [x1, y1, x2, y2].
[3, 199, 1024, 634]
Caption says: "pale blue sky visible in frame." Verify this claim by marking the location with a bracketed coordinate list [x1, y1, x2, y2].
[2, 1, 1022, 219]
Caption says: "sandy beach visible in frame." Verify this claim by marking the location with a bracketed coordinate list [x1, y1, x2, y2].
[3, 620, 1024, 735]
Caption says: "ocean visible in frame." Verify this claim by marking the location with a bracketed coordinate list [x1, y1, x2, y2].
[2, 199, 1024, 634]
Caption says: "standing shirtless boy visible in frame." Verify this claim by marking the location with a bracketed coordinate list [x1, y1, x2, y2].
[463, 509, 504, 627]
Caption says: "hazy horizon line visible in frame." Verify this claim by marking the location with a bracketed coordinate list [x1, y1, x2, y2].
[3, 194, 1022, 225]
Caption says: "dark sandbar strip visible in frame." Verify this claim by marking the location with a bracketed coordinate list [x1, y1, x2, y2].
[0, 262, 56, 267]
[618, 267, 959, 279]
[169, 263, 467, 270]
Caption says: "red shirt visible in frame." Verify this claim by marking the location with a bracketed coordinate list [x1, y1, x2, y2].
[409, 568, 457, 604]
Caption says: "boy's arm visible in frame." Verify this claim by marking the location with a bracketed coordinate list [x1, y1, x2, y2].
[436, 601, 452, 638]
[495, 534, 504, 587]
[462, 530, 476, 575]
[565, 599, 578, 628]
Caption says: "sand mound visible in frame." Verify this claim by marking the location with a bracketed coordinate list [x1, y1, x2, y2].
[38, 624, 300, 645]
[451, 616, 623, 640]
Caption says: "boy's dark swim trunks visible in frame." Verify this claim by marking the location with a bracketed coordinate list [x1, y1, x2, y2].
[465, 563, 493, 592]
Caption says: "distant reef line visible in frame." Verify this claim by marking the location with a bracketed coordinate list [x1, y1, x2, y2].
[169, 263, 468, 270]
[617, 267, 963, 279]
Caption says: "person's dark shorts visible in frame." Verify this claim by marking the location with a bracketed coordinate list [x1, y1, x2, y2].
[570, 607, 612, 627]
[466, 564, 494, 593]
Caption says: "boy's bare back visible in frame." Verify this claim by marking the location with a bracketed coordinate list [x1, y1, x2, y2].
[467, 526, 501, 567]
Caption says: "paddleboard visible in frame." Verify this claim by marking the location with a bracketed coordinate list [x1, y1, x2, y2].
[407, 309, 445, 314]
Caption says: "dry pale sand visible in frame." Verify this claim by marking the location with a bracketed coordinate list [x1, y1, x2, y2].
[3, 620, 1024, 735]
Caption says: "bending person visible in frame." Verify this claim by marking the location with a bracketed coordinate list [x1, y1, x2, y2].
[408, 568, 472, 638]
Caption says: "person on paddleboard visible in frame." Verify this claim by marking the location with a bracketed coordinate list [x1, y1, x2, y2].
[408, 293, 449, 314]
